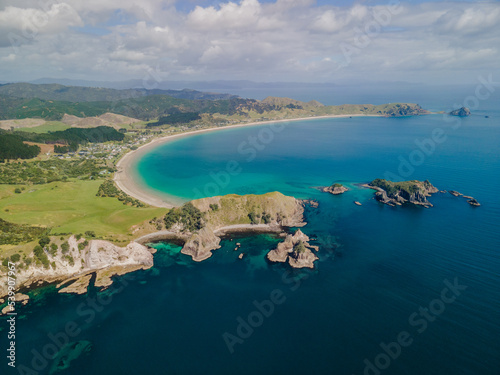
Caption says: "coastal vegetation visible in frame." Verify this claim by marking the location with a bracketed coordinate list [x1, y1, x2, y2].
[370, 178, 433, 195]
[0, 218, 49, 245]
[164, 202, 205, 232]
[0, 159, 111, 184]
[96, 180, 146, 207]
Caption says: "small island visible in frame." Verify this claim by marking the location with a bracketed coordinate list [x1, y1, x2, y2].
[449, 107, 471, 117]
[364, 179, 438, 207]
[322, 183, 349, 195]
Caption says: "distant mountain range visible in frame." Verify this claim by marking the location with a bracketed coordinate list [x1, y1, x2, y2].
[0, 82, 429, 123]
[27, 78, 339, 90]
[0, 82, 238, 102]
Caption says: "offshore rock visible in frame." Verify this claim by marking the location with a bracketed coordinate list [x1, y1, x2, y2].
[267, 229, 319, 269]
[449, 107, 471, 117]
[322, 183, 349, 195]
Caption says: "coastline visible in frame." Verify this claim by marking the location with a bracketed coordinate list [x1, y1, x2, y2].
[114, 114, 380, 208]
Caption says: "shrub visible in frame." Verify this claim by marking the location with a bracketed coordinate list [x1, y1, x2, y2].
[49, 243, 58, 256]
[33, 244, 50, 268]
[10, 253, 21, 262]
[248, 212, 259, 225]
[61, 242, 69, 254]
[261, 212, 272, 224]
[14, 188, 21, 194]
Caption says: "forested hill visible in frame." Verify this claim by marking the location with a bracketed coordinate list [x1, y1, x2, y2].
[0, 126, 125, 159]
[0, 83, 238, 102]
[0, 83, 429, 123]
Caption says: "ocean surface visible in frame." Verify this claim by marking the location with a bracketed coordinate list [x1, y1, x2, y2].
[2, 87, 500, 375]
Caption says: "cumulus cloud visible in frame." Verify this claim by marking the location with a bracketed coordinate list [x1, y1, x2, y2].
[0, 0, 498, 83]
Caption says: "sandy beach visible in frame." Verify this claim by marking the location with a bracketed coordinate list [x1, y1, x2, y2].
[114, 114, 379, 208]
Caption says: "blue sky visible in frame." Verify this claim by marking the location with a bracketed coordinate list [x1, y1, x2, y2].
[0, 0, 499, 84]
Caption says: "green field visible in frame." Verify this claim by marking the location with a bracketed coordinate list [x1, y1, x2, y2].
[0, 180, 166, 243]
[16, 121, 71, 133]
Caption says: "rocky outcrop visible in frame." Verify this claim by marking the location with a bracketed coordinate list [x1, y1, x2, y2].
[449, 107, 471, 117]
[267, 229, 319, 269]
[468, 198, 481, 207]
[0, 236, 154, 299]
[181, 227, 222, 262]
[367, 179, 438, 208]
[0, 293, 29, 315]
[58, 275, 93, 295]
[322, 183, 349, 195]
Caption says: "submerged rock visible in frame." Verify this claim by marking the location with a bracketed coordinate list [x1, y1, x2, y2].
[49, 341, 92, 374]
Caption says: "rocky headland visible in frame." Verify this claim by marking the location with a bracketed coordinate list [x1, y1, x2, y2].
[365, 179, 439, 207]
[156, 192, 311, 264]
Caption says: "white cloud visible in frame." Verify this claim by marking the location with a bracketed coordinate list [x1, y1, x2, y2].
[0, 0, 499, 84]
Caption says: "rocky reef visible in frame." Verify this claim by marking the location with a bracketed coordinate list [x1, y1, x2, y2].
[322, 183, 349, 195]
[267, 229, 319, 269]
[366, 179, 439, 207]
[449, 107, 471, 117]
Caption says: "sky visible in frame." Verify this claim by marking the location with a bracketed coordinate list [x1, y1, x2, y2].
[0, 0, 499, 85]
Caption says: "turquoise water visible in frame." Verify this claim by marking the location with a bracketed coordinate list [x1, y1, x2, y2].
[2, 95, 500, 374]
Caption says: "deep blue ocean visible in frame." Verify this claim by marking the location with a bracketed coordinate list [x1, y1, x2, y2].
[2, 85, 499, 375]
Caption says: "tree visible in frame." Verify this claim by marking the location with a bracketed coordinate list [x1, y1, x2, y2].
[38, 236, 50, 248]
